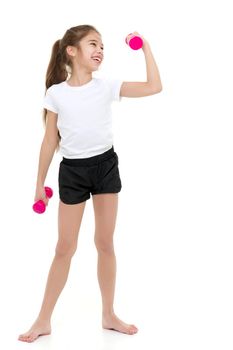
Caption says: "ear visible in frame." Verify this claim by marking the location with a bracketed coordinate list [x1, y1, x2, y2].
[66, 46, 76, 57]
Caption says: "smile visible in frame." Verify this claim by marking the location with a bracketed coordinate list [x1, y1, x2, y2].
[92, 57, 102, 63]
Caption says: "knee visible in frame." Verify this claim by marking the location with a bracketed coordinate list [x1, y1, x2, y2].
[94, 237, 114, 254]
[55, 240, 77, 258]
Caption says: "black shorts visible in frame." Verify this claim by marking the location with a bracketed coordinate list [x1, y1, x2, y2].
[58, 146, 122, 204]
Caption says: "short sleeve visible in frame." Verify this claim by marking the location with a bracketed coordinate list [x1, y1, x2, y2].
[43, 87, 58, 113]
[105, 78, 123, 102]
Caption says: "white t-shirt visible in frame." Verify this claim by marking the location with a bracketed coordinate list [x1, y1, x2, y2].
[43, 77, 123, 158]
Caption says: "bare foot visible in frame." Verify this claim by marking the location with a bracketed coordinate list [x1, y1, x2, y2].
[102, 313, 138, 335]
[18, 318, 51, 343]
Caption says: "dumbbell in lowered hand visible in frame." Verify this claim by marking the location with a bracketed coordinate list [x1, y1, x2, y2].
[32, 186, 53, 214]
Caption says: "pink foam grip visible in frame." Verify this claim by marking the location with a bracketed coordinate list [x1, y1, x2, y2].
[45, 186, 53, 199]
[33, 200, 46, 214]
[128, 36, 143, 50]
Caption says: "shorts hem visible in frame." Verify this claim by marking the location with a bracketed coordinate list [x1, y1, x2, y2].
[91, 189, 121, 195]
[59, 196, 90, 205]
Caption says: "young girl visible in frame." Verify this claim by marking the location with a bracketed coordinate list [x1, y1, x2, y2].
[18, 24, 162, 343]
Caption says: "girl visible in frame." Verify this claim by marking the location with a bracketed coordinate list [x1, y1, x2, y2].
[18, 24, 162, 343]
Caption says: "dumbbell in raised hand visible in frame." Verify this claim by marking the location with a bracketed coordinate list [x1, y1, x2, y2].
[32, 186, 53, 214]
[125, 33, 144, 50]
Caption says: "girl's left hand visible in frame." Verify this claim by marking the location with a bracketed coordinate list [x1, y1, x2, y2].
[127, 31, 148, 47]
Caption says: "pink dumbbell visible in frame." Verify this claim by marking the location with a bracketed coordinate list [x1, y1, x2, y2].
[32, 186, 53, 214]
[125, 33, 143, 50]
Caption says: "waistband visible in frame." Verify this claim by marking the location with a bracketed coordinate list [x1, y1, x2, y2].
[62, 146, 115, 167]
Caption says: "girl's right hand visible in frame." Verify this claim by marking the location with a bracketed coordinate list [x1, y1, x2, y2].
[34, 186, 49, 206]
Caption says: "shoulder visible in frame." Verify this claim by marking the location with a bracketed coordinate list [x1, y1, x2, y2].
[46, 81, 66, 93]
[94, 77, 123, 102]
[45, 82, 66, 100]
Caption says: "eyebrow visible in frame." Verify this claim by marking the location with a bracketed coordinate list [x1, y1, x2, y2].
[88, 39, 104, 47]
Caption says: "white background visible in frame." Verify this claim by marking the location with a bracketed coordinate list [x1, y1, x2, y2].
[0, 0, 232, 349]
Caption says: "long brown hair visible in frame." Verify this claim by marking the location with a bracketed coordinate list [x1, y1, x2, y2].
[43, 24, 100, 152]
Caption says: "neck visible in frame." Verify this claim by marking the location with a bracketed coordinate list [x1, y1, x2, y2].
[67, 68, 93, 87]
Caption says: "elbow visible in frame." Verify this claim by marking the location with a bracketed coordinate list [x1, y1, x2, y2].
[151, 84, 163, 94]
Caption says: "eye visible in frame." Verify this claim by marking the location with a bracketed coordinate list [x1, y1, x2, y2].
[90, 42, 104, 50]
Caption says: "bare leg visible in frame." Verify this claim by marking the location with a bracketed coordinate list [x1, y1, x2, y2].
[93, 194, 138, 335]
[18, 200, 86, 342]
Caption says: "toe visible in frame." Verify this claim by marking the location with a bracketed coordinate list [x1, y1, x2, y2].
[28, 333, 37, 342]
[27, 337, 35, 343]
[129, 325, 138, 334]
[18, 335, 27, 341]
[20, 337, 29, 342]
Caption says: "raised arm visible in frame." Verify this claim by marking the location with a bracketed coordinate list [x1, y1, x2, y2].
[120, 32, 162, 98]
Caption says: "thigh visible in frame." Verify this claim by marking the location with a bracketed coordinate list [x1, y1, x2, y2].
[92, 193, 118, 244]
[57, 200, 86, 251]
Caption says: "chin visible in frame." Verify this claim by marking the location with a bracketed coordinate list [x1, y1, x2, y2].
[92, 66, 100, 72]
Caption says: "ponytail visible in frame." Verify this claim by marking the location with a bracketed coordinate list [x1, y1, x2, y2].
[45, 39, 68, 89]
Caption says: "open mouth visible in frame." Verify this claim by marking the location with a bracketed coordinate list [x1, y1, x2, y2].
[92, 57, 102, 63]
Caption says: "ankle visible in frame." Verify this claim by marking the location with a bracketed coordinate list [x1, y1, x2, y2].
[37, 315, 51, 323]
[102, 309, 115, 318]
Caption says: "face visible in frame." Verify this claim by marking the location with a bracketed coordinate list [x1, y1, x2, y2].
[67, 31, 104, 71]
